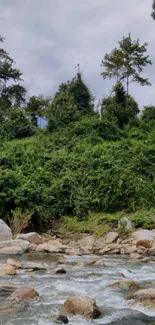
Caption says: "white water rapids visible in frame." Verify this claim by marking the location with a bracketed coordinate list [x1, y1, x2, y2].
[0, 253, 155, 325]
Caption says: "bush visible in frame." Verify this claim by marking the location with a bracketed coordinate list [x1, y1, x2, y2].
[0, 108, 34, 140]
[11, 208, 32, 235]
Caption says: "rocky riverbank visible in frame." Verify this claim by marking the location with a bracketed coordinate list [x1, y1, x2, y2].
[1, 218, 155, 323]
[1, 217, 155, 259]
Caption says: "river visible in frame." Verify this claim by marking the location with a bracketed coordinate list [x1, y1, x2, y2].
[0, 253, 155, 325]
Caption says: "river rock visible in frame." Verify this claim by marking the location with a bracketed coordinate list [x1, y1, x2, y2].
[16, 232, 43, 245]
[99, 246, 112, 255]
[0, 247, 24, 255]
[78, 235, 96, 252]
[105, 232, 119, 244]
[125, 245, 137, 254]
[11, 286, 39, 301]
[109, 279, 140, 291]
[0, 240, 30, 254]
[131, 230, 155, 242]
[65, 248, 82, 255]
[93, 236, 106, 252]
[148, 244, 155, 256]
[0, 266, 17, 276]
[57, 255, 68, 264]
[6, 258, 22, 269]
[64, 296, 101, 319]
[54, 267, 67, 275]
[93, 259, 105, 266]
[0, 219, 12, 241]
[74, 262, 86, 267]
[130, 253, 142, 259]
[49, 314, 69, 324]
[0, 297, 25, 316]
[29, 244, 38, 252]
[0, 282, 19, 293]
[37, 240, 65, 253]
[132, 289, 155, 309]
[23, 262, 48, 271]
[118, 217, 134, 233]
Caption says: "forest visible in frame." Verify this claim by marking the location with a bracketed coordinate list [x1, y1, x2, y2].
[0, 10, 155, 231]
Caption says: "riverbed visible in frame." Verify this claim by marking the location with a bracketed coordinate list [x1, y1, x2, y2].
[0, 253, 155, 325]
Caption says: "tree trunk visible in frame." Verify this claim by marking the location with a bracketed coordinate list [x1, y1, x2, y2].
[126, 76, 129, 109]
[127, 75, 129, 96]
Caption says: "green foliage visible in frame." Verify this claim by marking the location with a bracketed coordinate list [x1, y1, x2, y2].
[141, 106, 155, 124]
[47, 92, 79, 130]
[1, 116, 155, 227]
[129, 210, 155, 229]
[68, 72, 94, 114]
[72, 114, 121, 142]
[59, 214, 111, 237]
[151, 0, 155, 19]
[59, 210, 155, 236]
[101, 34, 152, 95]
[48, 72, 94, 129]
[11, 207, 32, 234]
[0, 108, 34, 140]
[26, 95, 51, 126]
[101, 82, 139, 128]
[0, 35, 26, 111]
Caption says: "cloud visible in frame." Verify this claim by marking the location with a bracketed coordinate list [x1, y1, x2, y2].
[0, 0, 154, 107]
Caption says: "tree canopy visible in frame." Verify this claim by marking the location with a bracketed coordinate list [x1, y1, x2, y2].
[0, 35, 26, 114]
[101, 82, 139, 128]
[101, 34, 152, 96]
[151, 0, 155, 19]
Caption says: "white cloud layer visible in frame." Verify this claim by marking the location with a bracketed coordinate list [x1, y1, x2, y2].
[0, 0, 154, 108]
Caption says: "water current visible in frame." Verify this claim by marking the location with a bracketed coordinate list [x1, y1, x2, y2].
[0, 253, 155, 325]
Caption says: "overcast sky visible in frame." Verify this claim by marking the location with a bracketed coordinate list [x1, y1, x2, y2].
[0, 0, 154, 108]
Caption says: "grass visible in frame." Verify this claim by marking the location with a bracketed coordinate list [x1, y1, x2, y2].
[59, 209, 155, 237]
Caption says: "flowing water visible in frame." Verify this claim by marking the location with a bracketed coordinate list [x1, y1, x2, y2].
[0, 253, 155, 325]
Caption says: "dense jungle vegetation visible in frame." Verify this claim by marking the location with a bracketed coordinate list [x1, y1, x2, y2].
[1, 27, 155, 232]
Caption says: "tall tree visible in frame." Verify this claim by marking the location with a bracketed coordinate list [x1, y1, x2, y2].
[55, 72, 94, 115]
[101, 34, 152, 96]
[0, 35, 26, 117]
[151, 0, 155, 19]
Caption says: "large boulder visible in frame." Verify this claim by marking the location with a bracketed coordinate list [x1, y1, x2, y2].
[109, 279, 140, 291]
[105, 232, 119, 244]
[11, 286, 39, 301]
[0, 247, 24, 255]
[0, 219, 12, 241]
[16, 232, 43, 245]
[0, 240, 30, 254]
[118, 217, 134, 234]
[63, 296, 101, 319]
[132, 289, 155, 309]
[131, 230, 155, 242]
